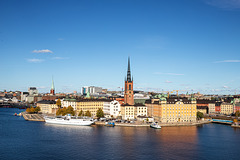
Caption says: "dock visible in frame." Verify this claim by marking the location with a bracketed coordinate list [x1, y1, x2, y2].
[22, 112, 45, 122]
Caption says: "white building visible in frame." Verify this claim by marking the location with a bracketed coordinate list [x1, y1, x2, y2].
[61, 98, 77, 111]
[103, 100, 121, 118]
[121, 105, 148, 120]
[81, 86, 102, 95]
[21, 92, 29, 102]
[28, 87, 38, 96]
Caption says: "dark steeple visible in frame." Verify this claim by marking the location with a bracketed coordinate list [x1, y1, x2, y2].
[127, 57, 132, 82]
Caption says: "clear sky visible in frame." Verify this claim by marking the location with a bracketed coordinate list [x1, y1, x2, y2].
[1, 0, 240, 94]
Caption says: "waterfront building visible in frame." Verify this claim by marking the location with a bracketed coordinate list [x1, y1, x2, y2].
[220, 102, 233, 115]
[37, 100, 58, 114]
[120, 57, 148, 120]
[103, 100, 121, 118]
[209, 102, 216, 114]
[76, 99, 111, 117]
[215, 102, 221, 114]
[145, 96, 197, 123]
[235, 103, 240, 113]
[61, 98, 77, 110]
[121, 104, 147, 120]
[233, 98, 240, 113]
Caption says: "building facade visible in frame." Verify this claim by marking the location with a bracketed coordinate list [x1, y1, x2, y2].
[209, 103, 216, 114]
[81, 86, 102, 95]
[121, 105, 147, 120]
[28, 87, 38, 96]
[76, 99, 111, 117]
[103, 100, 121, 118]
[220, 102, 233, 115]
[37, 100, 58, 114]
[61, 98, 77, 110]
[146, 96, 197, 123]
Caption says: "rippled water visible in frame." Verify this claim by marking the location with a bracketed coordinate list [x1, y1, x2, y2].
[0, 108, 240, 160]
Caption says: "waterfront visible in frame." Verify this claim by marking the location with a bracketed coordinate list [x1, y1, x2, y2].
[1, 108, 240, 160]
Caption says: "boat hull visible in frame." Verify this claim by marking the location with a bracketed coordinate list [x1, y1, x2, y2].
[150, 123, 161, 129]
[45, 118, 93, 126]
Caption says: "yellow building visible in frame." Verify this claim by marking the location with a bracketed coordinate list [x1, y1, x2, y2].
[76, 99, 111, 117]
[121, 105, 147, 120]
[37, 100, 58, 114]
[220, 102, 233, 115]
[146, 97, 197, 123]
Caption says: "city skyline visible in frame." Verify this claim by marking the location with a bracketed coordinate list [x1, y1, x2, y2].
[1, 0, 240, 94]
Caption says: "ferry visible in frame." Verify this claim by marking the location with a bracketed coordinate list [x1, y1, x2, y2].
[150, 122, 161, 129]
[44, 115, 94, 126]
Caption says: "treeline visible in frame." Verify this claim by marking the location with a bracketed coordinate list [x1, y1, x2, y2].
[56, 106, 105, 118]
[26, 107, 40, 113]
[56, 106, 75, 116]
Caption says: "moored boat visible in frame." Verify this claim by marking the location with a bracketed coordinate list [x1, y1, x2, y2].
[150, 122, 161, 129]
[44, 115, 94, 126]
[105, 121, 115, 127]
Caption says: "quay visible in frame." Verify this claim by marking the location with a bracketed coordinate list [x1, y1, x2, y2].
[21, 114, 238, 128]
[231, 125, 240, 128]
[95, 120, 211, 127]
[95, 121, 149, 127]
[22, 112, 45, 122]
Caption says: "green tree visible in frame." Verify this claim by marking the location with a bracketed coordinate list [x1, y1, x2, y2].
[78, 109, 84, 116]
[56, 108, 63, 116]
[56, 106, 75, 116]
[85, 110, 92, 117]
[236, 111, 240, 117]
[66, 105, 75, 116]
[96, 108, 104, 118]
[26, 108, 31, 113]
[56, 99, 61, 108]
[197, 111, 204, 119]
[34, 106, 40, 113]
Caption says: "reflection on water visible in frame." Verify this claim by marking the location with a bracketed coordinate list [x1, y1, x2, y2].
[1, 108, 240, 160]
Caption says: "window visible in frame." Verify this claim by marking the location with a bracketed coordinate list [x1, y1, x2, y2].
[129, 84, 131, 90]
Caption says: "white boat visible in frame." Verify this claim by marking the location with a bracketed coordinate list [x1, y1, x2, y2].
[150, 122, 161, 129]
[44, 115, 94, 126]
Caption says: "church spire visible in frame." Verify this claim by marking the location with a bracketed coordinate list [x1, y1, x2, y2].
[50, 76, 55, 95]
[127, 57, 132, 82]
[51, 76, 55, 90]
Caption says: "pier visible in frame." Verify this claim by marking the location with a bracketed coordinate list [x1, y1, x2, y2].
[22, 112, 45, 122]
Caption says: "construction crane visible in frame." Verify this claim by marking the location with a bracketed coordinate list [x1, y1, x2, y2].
[161, 90, 186, 98]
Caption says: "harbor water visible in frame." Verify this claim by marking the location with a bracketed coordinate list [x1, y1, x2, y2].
[1, 108, 240, 160]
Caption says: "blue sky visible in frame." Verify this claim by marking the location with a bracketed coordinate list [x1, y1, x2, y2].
[1, 0, 240, 94]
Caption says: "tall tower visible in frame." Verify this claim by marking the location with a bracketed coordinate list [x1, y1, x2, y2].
[124, 57, 134, 105]
[50, 77, 55, 95]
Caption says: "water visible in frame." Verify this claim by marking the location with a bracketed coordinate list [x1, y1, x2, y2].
[1, 108, 240, 160]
